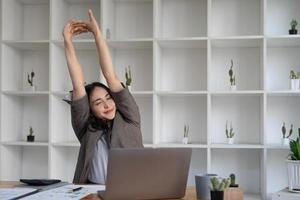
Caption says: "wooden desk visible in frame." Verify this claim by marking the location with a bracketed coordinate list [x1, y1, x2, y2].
[0, 181, 197, 200]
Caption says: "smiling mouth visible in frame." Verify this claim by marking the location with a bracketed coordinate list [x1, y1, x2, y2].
[104, 109, 114, 114]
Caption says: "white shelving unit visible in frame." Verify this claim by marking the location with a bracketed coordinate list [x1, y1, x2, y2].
[0, 0, 299, 199]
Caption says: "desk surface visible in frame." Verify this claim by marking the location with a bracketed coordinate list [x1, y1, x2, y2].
[0, 181, 197, 200]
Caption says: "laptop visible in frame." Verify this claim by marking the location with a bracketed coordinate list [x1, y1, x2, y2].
[98, 148, 192, 200]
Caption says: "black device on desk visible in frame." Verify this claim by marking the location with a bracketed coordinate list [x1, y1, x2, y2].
[20, 179, 61, 186]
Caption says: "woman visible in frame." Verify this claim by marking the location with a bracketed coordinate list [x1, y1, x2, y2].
[63, 9, 144, 184]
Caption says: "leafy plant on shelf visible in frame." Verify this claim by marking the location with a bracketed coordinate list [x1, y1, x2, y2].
[282, 122, 293, 139]
[228, 59, 236, 86]
[290, 70, 299, 80]
[291, 19, 298, 30]
[225, 121, 235, 139]
[125, 65, 132, 87]
[229, 173, 239, 187]
[27, 70, 35, 87]
[210, 177, 231, 191]
[288, 128, 300, 160]
[27, 126, 35, 142]
[184, 124, 189, 138]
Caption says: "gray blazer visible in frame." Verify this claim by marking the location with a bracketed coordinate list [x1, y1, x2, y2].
[70, 86, 144, 184]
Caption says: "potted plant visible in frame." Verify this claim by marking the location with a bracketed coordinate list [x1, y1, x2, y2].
[27, 70, 36, 92]
[182, 124, 189, 144]
[210, 177, 231, 200]
[27, 126, 35, 142]
[282, 122, 293, 146]
[287, 128, 300, 191]
[125, 65, 132, 91]
[229, 173, 239, 188]
[289, 19, 298, 35]
[228, 59, 236, 91]
[290, 70, 299, 90]
[225, 121, 235, 144]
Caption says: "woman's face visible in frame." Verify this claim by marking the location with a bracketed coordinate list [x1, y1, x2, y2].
[89, 87, 116, 120]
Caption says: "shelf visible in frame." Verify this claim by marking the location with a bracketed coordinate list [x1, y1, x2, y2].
[1, 95, 49, 142]
[156, 143, 208, 149]
[49, 146, 78, 182]
[51, 142, 80, 147]
[266, 43, 300, 91]
[267, 36, 300, 47]
[211, 0, 262, 37]
[1, 141, 48, 147]
[50, 95, 76, 143]
[266, 91, 300, 96]
[0, 145, 48, 180]
[210, 91, 264, 96]
[2, 91, 49, 96]
[156, 40, 207, 91]
[187, 149, 207, 186]
[107, 40, 153, 49]
[103, 0, 153, 40]
[156, 95, 207, 144]
[211, 95, 263, 144]
[210, 37, 263, 48]
[156, 91, 208, 96]
[266, 149, 289, 200]
[157, 0, 207, 38]
[210, 40, 263, 91]
[2, 0, 50, 40]
[266, 144, 289, 150]
[51, 0, 100, 40]
[210, 144, 264, 149]
[1, 43, 49, 91]
[109, 40, 153, 91]
[211, 149, 262, 195]
[266, 0, 300, 36]
[266, 96, 300, 144]
[50, 43, 101, 91]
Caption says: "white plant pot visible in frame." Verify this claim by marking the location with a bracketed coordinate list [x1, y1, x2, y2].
[127, 85, 132, 92]
[182, 137, 188, 144]
[30, 85, 36, 92]
[227, 138, 234, 144]
[290, 79, 300, 90]
[230, 85, 236, 91]
[282, 138, 290, 146]
[287, 160, 300, 191]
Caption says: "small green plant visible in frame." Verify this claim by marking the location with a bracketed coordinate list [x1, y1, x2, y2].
[29, 126, 34, 136]
[228, 59, 236, 86]
[225, 121, 235, 138]
[210, 177, 231, 191]
[282, 122, 293, 139]
[230, 174, 236, 185]
[288, 128, 300, 160]
[184, 124, 189, 138]
[290, 70, 299, 79]
[27, 70, 35, 86]
[125, 65, 132, 87]
[291, 19, 298, 30]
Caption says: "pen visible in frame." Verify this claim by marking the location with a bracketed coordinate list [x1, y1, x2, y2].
[72, 187, 83, 192]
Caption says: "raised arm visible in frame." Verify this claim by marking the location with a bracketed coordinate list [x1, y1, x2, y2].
[84, 9, 123, 93]
[63, 21, 88, 100]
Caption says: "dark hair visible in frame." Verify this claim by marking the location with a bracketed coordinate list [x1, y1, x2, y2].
[85, 82, 114, 131]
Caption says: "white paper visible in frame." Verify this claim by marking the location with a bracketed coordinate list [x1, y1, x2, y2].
[0, 188, 38, 200]
[21, 184, 105, 200]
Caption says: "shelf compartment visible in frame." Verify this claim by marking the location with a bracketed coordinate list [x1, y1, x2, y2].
[266, 95, 300, 145]
[1, 43, 49, 91]
[156, 95, 207, 145]
[103, 0, 153, 40]
[1, 95, 49, 143]
[50, 43, 101, 92]
[266, 42, 300, 91]
[135, 96, 153, 144]
[210, 38, 263, 91]
[211, 95, 263, 144]
[266, 149, 289, 199]
[50, 94, 77, 143]
[186, 149, 207, 186]
[211, 0, 262, 37]
[108, 41, 153, 91]
[211, 148, 263, 197]
[0, 145, 48, 180]
[157, 0, 207, 38]
[266, 0, 300, 36]
[49, 146, 78, 182]
[2, 0, 49, 40]
[155, 40, 207, 91]
[51, 0, 100, 40]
